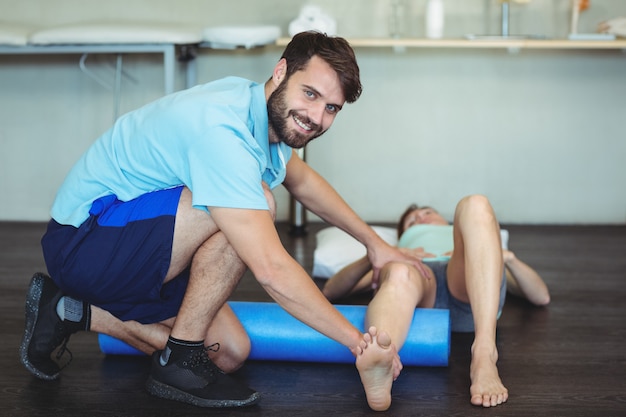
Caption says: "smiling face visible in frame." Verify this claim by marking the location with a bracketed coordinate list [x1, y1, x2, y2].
[267, 56, 345, 148]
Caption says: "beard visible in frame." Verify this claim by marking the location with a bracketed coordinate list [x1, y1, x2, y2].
[267, 81, 326, 149]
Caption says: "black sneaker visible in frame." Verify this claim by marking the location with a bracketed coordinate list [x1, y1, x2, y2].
[19, 273, 86, 380]
[146, 345, 261, 408]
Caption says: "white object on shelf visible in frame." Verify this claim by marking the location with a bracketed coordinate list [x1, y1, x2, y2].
[598, 16, 626, 38]
[202, 25, 281, 49]
[425, 0, 444, 39]
[288, 5, 337, 37]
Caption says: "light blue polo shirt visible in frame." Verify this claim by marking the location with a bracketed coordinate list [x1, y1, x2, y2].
[51, 76, 292, 227]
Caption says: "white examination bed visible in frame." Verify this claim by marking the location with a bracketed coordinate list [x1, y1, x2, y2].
[1, 21, 284, 122]
[0, 21, 203, 118]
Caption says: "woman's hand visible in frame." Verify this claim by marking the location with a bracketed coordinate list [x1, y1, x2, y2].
[398, 246, 436, 261]
[502, 249, 516, 265]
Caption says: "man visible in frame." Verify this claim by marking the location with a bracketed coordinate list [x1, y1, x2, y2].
[20, 31, 423, 408]
[323, 195, 550, 410]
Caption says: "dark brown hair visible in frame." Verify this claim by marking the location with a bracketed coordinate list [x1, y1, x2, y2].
[280, 31, 362, 103]
[396, 204, 437, 238]
[397, 204, 419, 239]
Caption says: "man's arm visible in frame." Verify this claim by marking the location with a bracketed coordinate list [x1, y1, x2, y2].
[209, 205, 365, 354]
[282, 150, 430, 284]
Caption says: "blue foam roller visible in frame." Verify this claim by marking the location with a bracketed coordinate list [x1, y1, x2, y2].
[99, 301, 450, 366]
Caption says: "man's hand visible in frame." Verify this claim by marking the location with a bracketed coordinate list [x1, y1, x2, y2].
[367, 242, 432, 289]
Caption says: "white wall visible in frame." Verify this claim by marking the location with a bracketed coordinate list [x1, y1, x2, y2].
[1, 0, 625, 224]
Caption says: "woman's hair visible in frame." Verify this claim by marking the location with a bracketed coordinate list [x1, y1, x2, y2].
[397, 204, 419, 239]
[280, 31, 362, 103]
[396, 204, 437, 239]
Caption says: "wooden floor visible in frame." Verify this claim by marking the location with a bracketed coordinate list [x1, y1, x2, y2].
[1, 221, 625, 417]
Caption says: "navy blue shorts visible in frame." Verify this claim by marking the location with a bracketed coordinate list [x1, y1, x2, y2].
[430, 261, 507, 333]
[41, 186, 189, 324]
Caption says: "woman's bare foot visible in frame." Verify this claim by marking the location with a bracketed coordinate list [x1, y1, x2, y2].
[469, 344, 508, 407]
[355, 327, 397, 411]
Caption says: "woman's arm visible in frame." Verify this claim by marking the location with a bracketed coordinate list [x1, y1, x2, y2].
[504, 250, 551, 306]
[322, 256, 374, 301]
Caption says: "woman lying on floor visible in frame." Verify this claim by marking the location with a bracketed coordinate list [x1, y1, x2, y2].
[323, 194, 550, 411]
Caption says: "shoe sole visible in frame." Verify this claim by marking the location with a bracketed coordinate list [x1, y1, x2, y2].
[146, 376, 261, 408]
[19, 273, 60, 381]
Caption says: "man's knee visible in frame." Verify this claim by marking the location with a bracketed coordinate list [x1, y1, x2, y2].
[175, 187, 220, 239]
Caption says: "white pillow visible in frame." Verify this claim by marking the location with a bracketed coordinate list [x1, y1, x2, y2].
[312, 226, 398, 278]
[312, 226, 509, 278]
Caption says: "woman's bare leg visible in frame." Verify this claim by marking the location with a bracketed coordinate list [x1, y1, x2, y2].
[356, 261, 436, 411]
[365, 262, 436, 351]
[446, 195, 508, 407]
